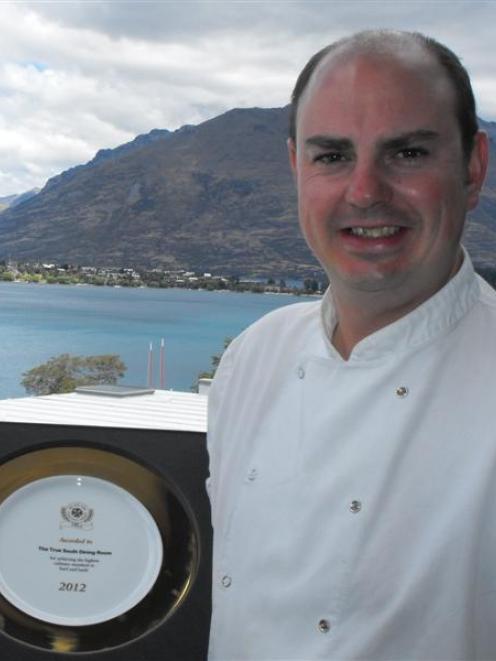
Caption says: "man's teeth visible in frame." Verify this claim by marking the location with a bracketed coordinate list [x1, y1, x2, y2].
[349, 226, 401, 238]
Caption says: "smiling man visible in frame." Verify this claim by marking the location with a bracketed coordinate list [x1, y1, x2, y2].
[288, 35, 487, 359]
[207, 31, 496, 660]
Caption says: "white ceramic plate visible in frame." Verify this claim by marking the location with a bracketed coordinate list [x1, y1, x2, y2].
[0, 475, 163, 626]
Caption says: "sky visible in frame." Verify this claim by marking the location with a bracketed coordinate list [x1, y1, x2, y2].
[0, 0, 495, 196]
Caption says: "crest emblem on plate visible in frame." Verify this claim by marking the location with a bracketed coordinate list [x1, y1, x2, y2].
[60, 502, 94, 529]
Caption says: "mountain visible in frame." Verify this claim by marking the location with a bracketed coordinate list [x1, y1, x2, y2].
[0, 188, 40, 212]
[465, 118, 496, 266]
[0, 194, 18, 212]
[0, 108, 495, 277]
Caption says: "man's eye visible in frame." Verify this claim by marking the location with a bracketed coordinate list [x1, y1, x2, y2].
[314, 152, 347, 164]
[395, 147, 429, 160]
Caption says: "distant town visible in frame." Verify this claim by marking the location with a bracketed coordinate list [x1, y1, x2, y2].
[0, 260, 328, 296]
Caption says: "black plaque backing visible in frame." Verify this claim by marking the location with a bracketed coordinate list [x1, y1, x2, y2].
[0, 422, 212, 660]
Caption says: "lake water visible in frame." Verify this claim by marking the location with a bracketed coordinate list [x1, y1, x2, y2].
[0, 282, 316, 399]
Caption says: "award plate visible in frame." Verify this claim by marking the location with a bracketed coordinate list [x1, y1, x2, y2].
[0, 475, 163, 626]
[0, 444, 202, 655]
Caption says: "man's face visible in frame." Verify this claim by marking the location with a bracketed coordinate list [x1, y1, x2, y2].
[289, 49, 488, 309]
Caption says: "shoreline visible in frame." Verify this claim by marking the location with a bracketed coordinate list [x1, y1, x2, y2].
[2, 276, 324, 297]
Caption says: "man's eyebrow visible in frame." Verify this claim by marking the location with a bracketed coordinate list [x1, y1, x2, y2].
[381, 130, 440, 150]
[304, 135, 353, 151]
[303, 130, 439, 152]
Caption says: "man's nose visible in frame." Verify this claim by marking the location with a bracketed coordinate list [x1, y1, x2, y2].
[344, 161, 392, 208]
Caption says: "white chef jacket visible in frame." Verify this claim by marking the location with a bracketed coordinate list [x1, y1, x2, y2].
[207, 252, 496, 661]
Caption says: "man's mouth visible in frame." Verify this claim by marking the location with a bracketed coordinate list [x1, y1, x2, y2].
[345, 226, 403, 238]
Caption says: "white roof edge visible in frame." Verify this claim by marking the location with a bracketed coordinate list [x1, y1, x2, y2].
[0, 389, 208, 433]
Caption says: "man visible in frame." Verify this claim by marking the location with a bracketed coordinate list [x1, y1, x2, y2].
[207, 30, 496, 660]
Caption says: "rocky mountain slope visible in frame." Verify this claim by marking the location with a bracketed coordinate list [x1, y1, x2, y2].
[0, 108, 495, 277]
[0, 188, 40, 212]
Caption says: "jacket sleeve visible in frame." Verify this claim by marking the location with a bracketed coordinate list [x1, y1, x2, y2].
[206, 343, 235, 510]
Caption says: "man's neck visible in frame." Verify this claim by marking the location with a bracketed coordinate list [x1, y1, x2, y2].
[328, 251, 465, 360]
[331, 299, 407, 360]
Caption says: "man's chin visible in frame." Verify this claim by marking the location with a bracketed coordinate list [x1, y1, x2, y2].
[331, 265, 411, 295]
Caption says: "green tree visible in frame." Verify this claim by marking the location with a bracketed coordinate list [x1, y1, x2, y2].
[193, 338, 232, 391]
[303, 277, 319, 293]
[21, 353, 127, 396]
[0, 271, 14, 281]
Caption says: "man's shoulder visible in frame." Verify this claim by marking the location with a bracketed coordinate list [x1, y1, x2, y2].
[247, 297, 321, 330]
[477, 275, 496, 312]
[473, 275, 496, 336]
[232, 298, 322, 354]
[211, 298, 323, 394]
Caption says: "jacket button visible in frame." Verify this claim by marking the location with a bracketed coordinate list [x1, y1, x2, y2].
[318, 619, 331, 633]
[221, 575, 232, 588]
[247, 468, 258, 482]
[349, 500, 362, 513]
[396, 386, 409, 398]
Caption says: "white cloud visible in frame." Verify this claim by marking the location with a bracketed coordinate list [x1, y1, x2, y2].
[0, 0, 494, 195]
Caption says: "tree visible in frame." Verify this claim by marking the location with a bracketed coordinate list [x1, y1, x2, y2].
[0, 271, 14, 281]
[303, 277, 319, 293]
[21, 353, 127, 396]
[192, 338, 232, 391]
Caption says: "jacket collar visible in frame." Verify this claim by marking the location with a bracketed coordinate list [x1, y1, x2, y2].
[320, 248, 480, 363]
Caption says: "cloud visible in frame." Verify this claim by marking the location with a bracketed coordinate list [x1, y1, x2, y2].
[0, 0, 495, 195]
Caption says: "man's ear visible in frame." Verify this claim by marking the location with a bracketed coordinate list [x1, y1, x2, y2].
[287, 138, 297, 182]
[466, 130, 489, 211]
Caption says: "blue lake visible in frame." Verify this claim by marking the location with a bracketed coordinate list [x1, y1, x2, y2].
[0, 282, 316, 399]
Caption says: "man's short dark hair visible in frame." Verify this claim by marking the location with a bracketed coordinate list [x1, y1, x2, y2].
[289, 30, 478, 161]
